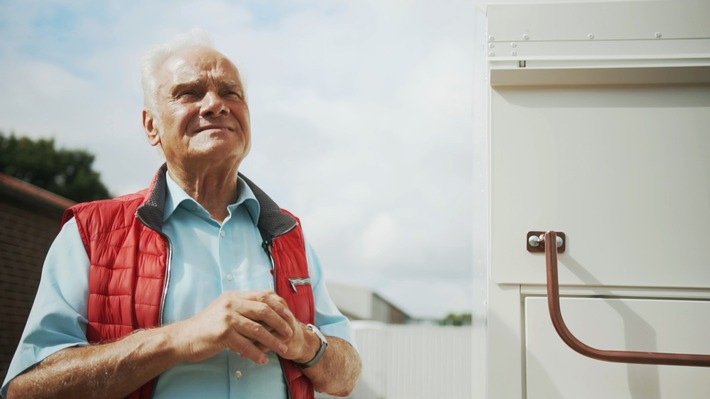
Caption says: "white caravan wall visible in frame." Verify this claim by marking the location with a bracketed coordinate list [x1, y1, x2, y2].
[479, 0, 710, 397]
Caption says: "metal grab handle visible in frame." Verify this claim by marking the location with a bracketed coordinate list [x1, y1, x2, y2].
[542, 231, 710, 367]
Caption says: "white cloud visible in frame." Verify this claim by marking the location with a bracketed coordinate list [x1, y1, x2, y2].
[359, 213, 399, 263]
[0, 60, 92, 130]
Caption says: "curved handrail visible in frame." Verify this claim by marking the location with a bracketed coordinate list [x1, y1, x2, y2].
[543, 231, 710, 367]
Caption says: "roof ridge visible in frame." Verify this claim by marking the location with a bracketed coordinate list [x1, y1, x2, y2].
[0, 172, 76, 209]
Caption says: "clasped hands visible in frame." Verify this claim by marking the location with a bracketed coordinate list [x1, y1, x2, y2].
[168, 290, 311, 365]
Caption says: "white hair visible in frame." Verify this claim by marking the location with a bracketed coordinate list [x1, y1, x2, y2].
[141, 29, 216, 111]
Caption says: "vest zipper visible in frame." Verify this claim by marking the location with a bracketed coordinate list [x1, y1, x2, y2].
[288, 277, 311, 292]
[262, 240, 294, 399]
[135, 212, 173, 326]
[136, 211, 173, 395]
[158, 234, 173, 325]
[263, 240, 277, 280]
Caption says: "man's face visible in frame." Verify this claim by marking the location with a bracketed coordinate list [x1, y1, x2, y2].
[144, 46, 251, 169]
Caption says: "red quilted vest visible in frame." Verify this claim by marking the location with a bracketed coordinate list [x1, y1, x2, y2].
[62, 166, 315, 399]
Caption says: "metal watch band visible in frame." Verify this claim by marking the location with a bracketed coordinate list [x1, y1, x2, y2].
[296, 324, 328, 369]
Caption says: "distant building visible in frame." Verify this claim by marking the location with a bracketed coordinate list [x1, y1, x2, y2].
[0, 173, 74, 380]
[326, 281, 411, 324]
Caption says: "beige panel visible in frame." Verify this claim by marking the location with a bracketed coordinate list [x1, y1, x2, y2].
[525, 296, 710, 399]
[491, 84, 710, 287]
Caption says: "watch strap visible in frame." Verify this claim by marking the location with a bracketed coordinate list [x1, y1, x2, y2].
[296, 324, 328, 369]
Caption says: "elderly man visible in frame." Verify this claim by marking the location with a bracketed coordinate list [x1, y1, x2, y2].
[1, 31, 361, 399]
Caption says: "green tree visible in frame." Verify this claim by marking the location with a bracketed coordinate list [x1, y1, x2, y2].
[440, 312, 473, 326]
[0, 131, 111, 202]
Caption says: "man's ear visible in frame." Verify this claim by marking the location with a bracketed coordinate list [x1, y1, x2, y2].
[143, 109, 161, 146]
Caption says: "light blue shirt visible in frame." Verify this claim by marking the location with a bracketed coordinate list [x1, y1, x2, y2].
[1, 173, 354, 399]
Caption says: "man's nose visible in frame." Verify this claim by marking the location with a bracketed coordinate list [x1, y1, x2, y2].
[200, 91, 229, 117]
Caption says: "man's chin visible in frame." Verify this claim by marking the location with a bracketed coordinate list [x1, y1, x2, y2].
[186, 144, 249, 163]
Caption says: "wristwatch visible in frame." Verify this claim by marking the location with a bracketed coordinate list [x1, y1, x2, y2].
[296, 324, 329, 369]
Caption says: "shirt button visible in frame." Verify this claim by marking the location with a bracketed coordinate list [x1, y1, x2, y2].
[226, 273, 233, 281]
[220, 230, 226, 237]
[234, 370, 242, 379]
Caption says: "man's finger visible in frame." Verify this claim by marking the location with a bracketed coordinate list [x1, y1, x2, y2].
[233, 315, 290, 356]
[226, 332, 270, 364]
[241, 293, 295, 339]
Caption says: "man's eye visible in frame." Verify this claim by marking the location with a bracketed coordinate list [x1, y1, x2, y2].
[224, 91, 243, 99]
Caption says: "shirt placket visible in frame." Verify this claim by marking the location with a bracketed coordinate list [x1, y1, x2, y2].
[218, 215, 247, 392]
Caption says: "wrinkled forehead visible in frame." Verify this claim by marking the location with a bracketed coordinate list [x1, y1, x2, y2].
[159, 46, 242, 88]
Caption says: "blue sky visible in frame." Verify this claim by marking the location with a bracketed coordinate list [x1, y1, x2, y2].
[0, 0, 478, 319]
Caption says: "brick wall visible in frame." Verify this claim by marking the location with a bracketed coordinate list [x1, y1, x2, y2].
[0, 175, 71, 384]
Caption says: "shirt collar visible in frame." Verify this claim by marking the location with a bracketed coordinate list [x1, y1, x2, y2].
[163, 172, 261, 225]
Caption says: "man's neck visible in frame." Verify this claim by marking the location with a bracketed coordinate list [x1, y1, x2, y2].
[167, 165, 239, 223]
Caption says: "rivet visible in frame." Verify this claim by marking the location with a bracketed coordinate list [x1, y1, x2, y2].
[655, 32, 662, 39]
[587, 33, 594, 40]
[511, 50, 517, 56]
[488, 51, 495, 57]
[488, 43, 495, 49]
[488, 35, 495, 42]
[522, 33, 530, 40]
[510, 42, 517, 48]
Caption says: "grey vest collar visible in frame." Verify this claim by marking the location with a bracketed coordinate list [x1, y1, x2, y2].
[136, 164, 297, 241]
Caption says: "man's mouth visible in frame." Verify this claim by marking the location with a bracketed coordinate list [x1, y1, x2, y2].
[196, 125, 234, 133]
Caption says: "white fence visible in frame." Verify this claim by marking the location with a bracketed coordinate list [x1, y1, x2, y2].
[319, 322, 479, 399]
